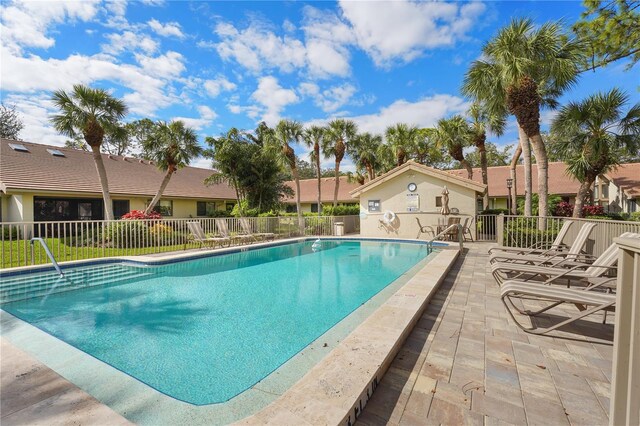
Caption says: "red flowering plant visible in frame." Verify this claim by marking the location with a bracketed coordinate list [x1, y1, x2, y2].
[553, 202, 574, 217]
[120, 210, 162, 220]
[582, 204, 604, 216]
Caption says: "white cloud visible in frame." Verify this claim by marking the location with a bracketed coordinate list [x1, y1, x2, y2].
[299, 82, 356, 112]
[214, 20, 306, 74]
[148, 18, 185, 38]
[308, 94, 469, 136]
[173, 105, 217, 130]
[190, 156, 213, 169]
[102, 30, 158, 55]
[301, 6, 353, 78]
[203, 76, 237, 97]
[250, 76, 299, 125]
[339, 0, 485, 66]
[135, 51, 185, 78]
[0, 0, 100, 53]
[3, 93, 67, 145]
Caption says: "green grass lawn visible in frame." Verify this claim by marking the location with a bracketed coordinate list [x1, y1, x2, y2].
[1, 238, 205, 269]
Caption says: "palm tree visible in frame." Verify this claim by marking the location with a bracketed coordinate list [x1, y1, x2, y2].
[323, 119, 357, 207]
[349, 132, 382, 181]
[143, 121, 202, 214]
[508, 142, 523, 214]
[463, 18, 583, 217]
[269, 120, 304, 224]
[551, 89, 640, 217]
[385, 123, 419, 166]
[51, 84, 128, 220]
[433, 116, 474, 179]
[302, 126, 326, 216]
[468, 103, 506, 209]
[413, 128, 443, 167]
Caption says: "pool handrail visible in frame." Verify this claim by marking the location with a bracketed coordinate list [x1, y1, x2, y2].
[30, 237, 64, 276]
[427, 223, 464, 250]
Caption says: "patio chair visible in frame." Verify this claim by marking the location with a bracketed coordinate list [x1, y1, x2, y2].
[239, 218, 275, 241]
[500, 278, 616, 335]
[489, 222, 596, 265]
[415, 217, 461, 241]
[488, 220, 574, 256]
[491, 232, 640, 285]
[214, 218, 254, 245]
[461, 217, 474, 242]
[187, 222, 230, 249]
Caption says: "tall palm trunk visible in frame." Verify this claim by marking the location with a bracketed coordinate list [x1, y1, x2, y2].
[314, 143, 321, 217]
[90, 145, 114, 220]
[517, 124, 533, 216]
[572, 179, 594, 218]
[145, 166, 175, 214]
[451, 145, 473, 179]
[333, 160, 341, 207]
[509, 142, 523, 215]
[530, 133, 549, 217]
[475, 132, 489, 209]
[292, 167, 303, 232]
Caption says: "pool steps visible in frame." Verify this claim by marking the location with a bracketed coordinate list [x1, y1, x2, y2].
[0, 264, 155, 304]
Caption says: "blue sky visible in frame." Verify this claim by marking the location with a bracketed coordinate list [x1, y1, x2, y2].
[1, 0, 638, 170]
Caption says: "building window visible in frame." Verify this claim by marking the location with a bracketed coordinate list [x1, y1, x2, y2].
[113, 200, 130, 218]
[435, 196, 442, 207]
[629, 199, 637, 213]
[34, 197, 103, 221]
[197, 201, 217, 216]
[286, 204, 297, 213]
[368, 200, 381, 212]
[311, 203, 319, 213]
[150, 200, 173, 216]
[601, 185, 609, 199]
[594, 186, 599, 199]
[225, 203, 235, 212]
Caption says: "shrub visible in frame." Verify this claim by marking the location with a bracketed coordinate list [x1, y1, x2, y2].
[206, 210, 232, 218]
[2, 225, 19, 239]
[103, 220, 152, 248]
[321, 205, 360, 216]
[148, 223, 187, 245]
[553, 202, 574, 217]
[121, 210, 162, 220]
[479, 208, 509, 215]
[503, 217, 561, 247]
[630, 212, 640, 222]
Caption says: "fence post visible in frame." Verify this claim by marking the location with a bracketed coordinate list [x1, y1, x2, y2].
[496, 213, 504, 245]
[609, 237, 640, 426]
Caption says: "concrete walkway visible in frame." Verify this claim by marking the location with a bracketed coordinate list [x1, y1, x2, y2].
[358, 243, 614, 426]
[1, 339, 131, 426]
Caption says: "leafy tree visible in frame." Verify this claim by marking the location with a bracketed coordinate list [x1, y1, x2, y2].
[433, 116, 474, 179]
[126, 118, 157, 157]
[385, 123, 419, 166]
[349, 132, 382, 180]
[574, 0, 640, 71]
[268, 120, 304, 223]
[303, 126, 327, 215]
[463, 18, 583, 217]
[50, 84, 128, 220]
[412, 128, 446, 168]
[466, 143, 513, 168]
[550, 88, 640, 217]
[467, 102, 506, 209]
[64, 138, 88, 151]
[143, 121, 202, 214]
[0, 104, 24, 140]
[324, 119, 357, 206]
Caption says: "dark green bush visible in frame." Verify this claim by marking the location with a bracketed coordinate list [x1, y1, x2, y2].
[479, 208, 509, 215]
[630, 212, 640, 222]
[503, 217, 561, 247]
[321, 204, 360, 216]
[103, 221, 153, 248]
[2, 225, 19, 239]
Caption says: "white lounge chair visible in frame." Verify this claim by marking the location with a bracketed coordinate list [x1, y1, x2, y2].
[491, 232, 640, 285]
[488, 220, 574, 257]
[214, 218, 254, 245]
[489, 222, 595, 265]
[500, 278, 616, 335]
[187, 222, 230, 249]
[239, 218, 275, 241]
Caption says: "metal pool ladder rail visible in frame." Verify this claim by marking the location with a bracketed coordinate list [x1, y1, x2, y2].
[427, 224, 464, 251]
[30, 237, 65, 277]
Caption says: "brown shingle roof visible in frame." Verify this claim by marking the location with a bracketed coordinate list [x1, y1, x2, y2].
[605, 163, 640, 197]
[447, 162, 582, 197]
[284, 176, 360, 203]
[0, 139, 236, 200]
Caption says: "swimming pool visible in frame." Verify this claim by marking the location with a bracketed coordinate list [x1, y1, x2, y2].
[1, 239, 434, 406]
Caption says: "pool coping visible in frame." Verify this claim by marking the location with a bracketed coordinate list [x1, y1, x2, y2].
[1, 237, 458, 425]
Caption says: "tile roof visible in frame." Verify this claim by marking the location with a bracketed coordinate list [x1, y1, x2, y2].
[0, 138, 236, 200]
[605, 163, 640, 197]
[284, 176, 360, 203]
[447, 162, 583, 197]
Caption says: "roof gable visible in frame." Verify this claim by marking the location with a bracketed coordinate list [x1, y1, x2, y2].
[350, 161, 486, 197]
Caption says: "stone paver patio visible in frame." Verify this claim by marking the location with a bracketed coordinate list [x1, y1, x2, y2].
[358, 242, 614, 426]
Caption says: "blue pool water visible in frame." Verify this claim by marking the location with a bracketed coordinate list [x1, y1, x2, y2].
[1, 240, 432, 405]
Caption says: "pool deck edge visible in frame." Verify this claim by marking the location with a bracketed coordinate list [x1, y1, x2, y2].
[235, 248, 460, 425]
